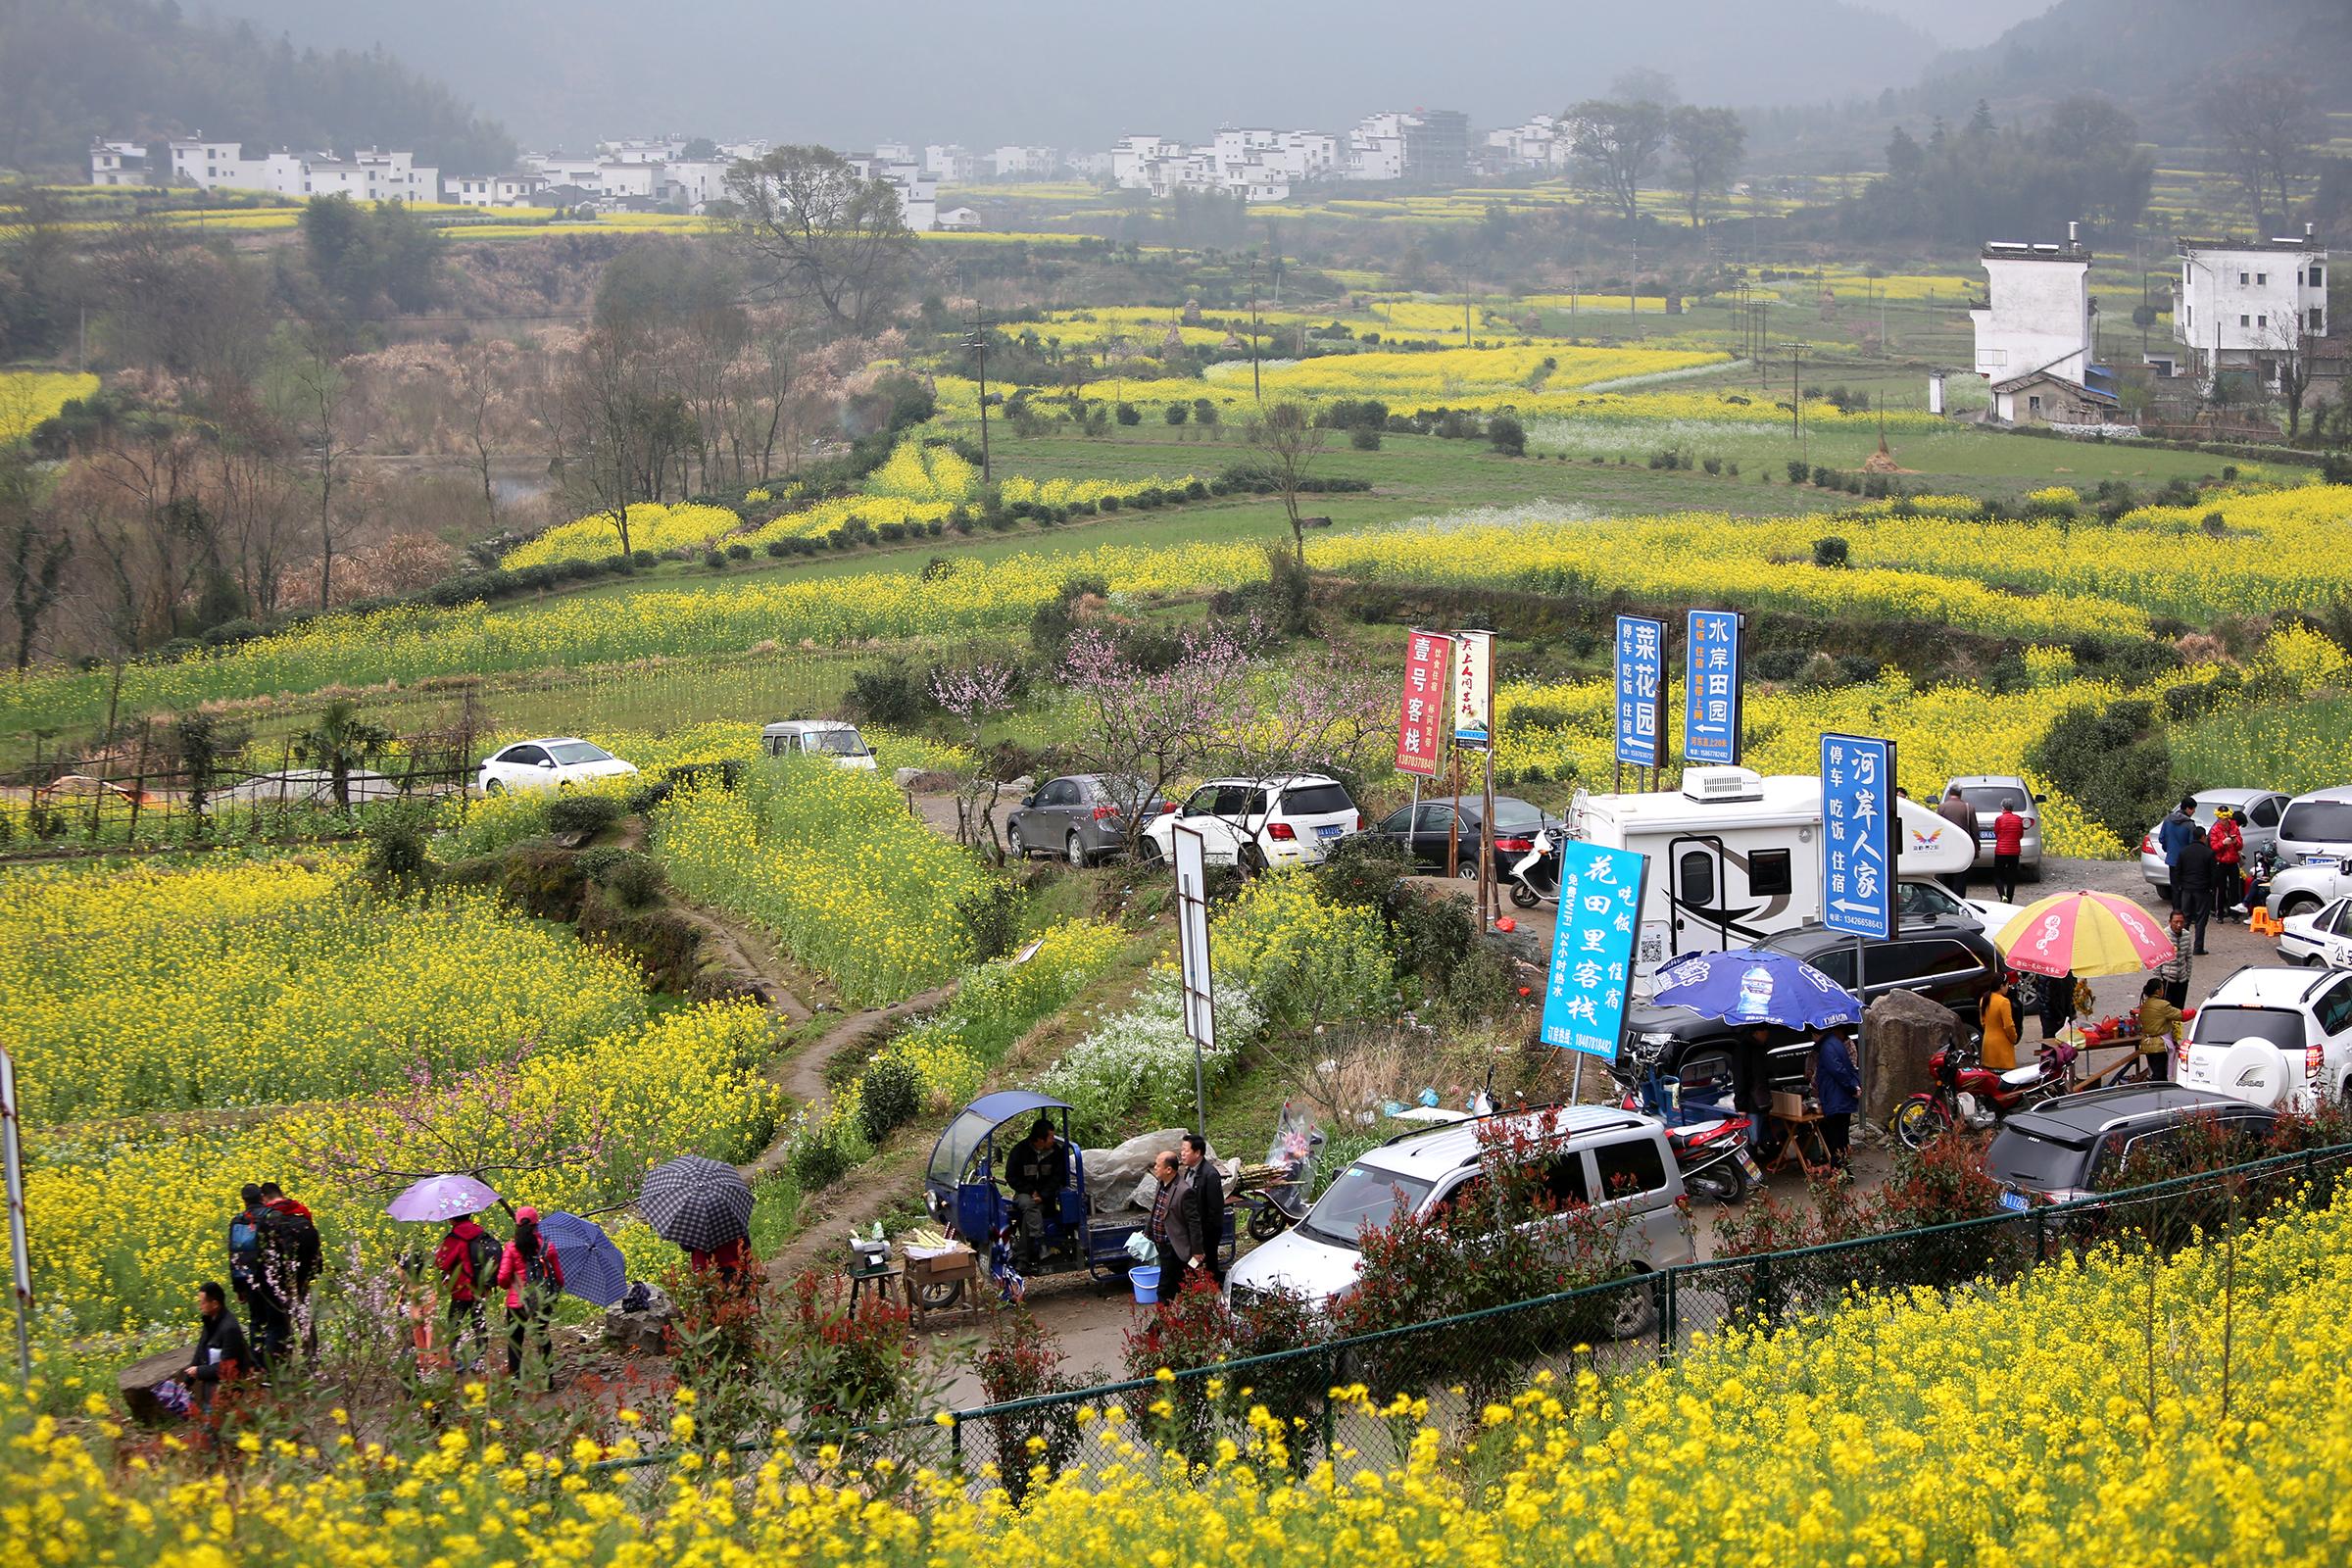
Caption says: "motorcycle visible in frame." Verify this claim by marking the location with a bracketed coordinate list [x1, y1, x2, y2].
[1509, 826, 1562, 908]
[1891, 1036, 2080, 1150]
[1613, 1039, 1761, 1203]
[1237, 1102, 1322, 1242]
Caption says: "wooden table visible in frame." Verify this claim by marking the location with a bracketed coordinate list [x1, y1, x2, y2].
[846, 1262, 903, 1316]
[1767, 1108, 1834, 1179]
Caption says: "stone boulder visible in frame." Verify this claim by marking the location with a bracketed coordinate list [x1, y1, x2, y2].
[603, 1281, 675, 1355]
[1862, 987, 1962, 1128]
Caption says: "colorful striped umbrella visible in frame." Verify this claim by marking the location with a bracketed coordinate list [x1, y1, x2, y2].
[1992, 890, 2175, 978]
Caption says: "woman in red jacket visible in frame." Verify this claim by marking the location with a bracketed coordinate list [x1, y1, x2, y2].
[2208, 808, 2245, 913]
[496, 1206, 564, 1388]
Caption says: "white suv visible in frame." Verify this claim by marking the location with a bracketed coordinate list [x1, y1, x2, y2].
[1141, 773, 1361, 871]
[2179, 964, 2352, 1113]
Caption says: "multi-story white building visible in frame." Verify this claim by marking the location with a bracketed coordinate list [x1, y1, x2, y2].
[1346, 113, 1409, 181]
[1966, 228, 2123, 426]
[88, 139, 149, 185]
[2170, 226, 2330, 391]
[987, 145, 1060, 179]
[846, 154, 938, 231]
[1481, 114, 1572, 174]
[599, 136, 686, 165]
[924, 143, 977, 182]
[127, 137, 434, 202]
[663, 160, 736, 213]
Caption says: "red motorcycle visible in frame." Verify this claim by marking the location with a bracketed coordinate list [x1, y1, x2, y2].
[1891, 1037, 2080, 1150]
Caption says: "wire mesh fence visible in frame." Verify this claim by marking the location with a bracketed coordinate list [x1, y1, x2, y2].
[587, 1137, 2352, 1493]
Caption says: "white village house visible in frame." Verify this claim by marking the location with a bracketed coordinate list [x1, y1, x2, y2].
[1966, 227, 2124, 428]
[2166, 226, 2331, 392]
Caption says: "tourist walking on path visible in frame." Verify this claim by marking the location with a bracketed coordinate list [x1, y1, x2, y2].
[2178, 825, 2219, 956]
[1991, 798, 2027, 903]
[1937, 788, 1979, 894]
[498, 1206, 565, 1388]
[434, 1212, 499, 1373]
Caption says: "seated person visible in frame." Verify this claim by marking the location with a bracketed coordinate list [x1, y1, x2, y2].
[1004, 1116, 1072, 1268]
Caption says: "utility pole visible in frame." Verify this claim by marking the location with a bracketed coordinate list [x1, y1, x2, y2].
[962, 312, 994, 483]
[1249, 255, 1263, 406]
[1629, 234, 1640, 335]
[1787, 342, 1806, 465]
[1757, 299, 1771, 387]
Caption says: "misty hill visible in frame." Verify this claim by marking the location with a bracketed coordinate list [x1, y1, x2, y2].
[208, 0, 1937, 152]
[1916, 0, 2352, 127]
[0, 0, 514, 178]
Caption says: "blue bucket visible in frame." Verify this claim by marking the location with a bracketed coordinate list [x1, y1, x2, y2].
[1130, 1264, 1161, 1304]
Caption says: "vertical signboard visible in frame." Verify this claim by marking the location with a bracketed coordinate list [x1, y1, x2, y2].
[1540, 842, 1649, 1058]
[1450, 629, 1493, 749]
[1821, 732, 1895, 941]
[1172, 825, 1214, 1133]
[1394, 630, 1452, 778]
[1613, 615, 1665, 768]
[1683, 610, 1743, 765]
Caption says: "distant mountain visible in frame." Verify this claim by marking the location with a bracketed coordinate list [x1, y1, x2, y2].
[205, 0, 1939, 152]
[0, 0, 514, 178]
[1913, 0, 2352, 127]
[1849, 0, 2051, 50]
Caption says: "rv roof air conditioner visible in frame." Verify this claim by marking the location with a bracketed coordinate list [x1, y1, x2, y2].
[1680, 765, 1765, 804]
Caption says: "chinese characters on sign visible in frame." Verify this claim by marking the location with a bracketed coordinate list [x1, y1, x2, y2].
[1394, 631, 1452, 778]
[1541, 842, 1648, 1058]
[1450, 629, 1493, 749]
[1821, 732, 1895, 940]
[1683, 611, 1742, 765]
[1613, 615, 1664, 767]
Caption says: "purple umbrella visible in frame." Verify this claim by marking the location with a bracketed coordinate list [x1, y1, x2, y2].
[385, 1173, 501, 1223]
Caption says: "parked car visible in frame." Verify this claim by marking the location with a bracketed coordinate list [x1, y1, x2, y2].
[760, 719, 876, 769]
[2268, 878, 2352, 960]
[1984, 1085, 2277, 1206]
[1139, 774, 1362, 871]
[1223, 1105, 1692, 1324]
[477, 738, 639, 795]
[1939, 774, 2046, 879]
[1005, 774, 1169, 865]
[1620, 918, 2002, 1102]
[1372, 794, 1559, 877]
[2138, 788, 2290, 900]
[2177, 963, 2352, 1112]
[2273, 784, 2352, 870]
[1896, 877, 2028, 935]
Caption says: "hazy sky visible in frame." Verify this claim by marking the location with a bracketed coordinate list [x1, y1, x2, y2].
[206, 0, 2056, 154]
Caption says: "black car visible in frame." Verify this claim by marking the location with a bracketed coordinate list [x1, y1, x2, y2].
[1985, 1085, 2276, 1204]
[1372, 794, 1559, 877]
[1618, 918, 2003, 1102]
[1006, 774, 1168, 866]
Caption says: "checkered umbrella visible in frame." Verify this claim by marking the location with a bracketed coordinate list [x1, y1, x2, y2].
[638, 1154, 755, 1251]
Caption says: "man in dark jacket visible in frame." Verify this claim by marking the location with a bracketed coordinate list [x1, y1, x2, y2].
[1005, 1117, 1071, 1269]
[228, 1184, 290, 1371]
[259, 1182, 321, 1359]
[2157, 797, 2197, 908]
[1144, 1150, 1183, 1285]
[1936, 788, 1979, 894]
[183, 1280, 253, 1414]
[1165, 1132, 1224, 1285]
[2177, 824, 2220, 956]
[1811, 1031, 1861, 1173]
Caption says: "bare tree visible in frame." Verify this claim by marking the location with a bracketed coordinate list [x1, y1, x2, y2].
[1668, 106, 1746, 228]
[1566, 100, 1671, 222]
[452, 338, 507, 527]
[544, 321, 655, 556]
[723, 146, 915, 335]
[1247, 402, 1329, 562]
[2262, 311, 2320, 438]
[0, 442, 70, 670]
[272, 333, 355, 608]
[2202, 73, 2325, 229]
[930, 657, 1018, 858]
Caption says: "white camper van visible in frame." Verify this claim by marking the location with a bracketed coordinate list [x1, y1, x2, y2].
[1565, 765, 1976, 977]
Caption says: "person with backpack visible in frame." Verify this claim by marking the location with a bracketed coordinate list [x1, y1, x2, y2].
[497, 1206, 564, 1388]
[432, 1210, 501, 1373]
[258, 1182, 322, 1360]
[228, 1184, 290, 1371]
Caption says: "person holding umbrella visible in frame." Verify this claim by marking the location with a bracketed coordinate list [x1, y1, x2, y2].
[640, 1154, 757, 1273]
[497, 1206, 564, 1388]
[432, 1211, 500, 1373]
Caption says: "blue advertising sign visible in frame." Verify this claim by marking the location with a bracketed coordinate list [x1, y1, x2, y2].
[1683, 611, 1743, 765]
[1541, 841, 1648, 1058]
[1613, 615, 1665, 767]
[1820, 732, 1895, 940]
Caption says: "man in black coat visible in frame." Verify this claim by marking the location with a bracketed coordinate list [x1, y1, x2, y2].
[2177, 823, 2220, 956]
[1005, 1117, 1071, 1269]
[1165, 1132, 1224, 1285]
[183, 1280, 253, 1413]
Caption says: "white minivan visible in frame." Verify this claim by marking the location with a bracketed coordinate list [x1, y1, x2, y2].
[761, 719, 877, 770]
[2274, 785, 2352, 870]
[1224, 1106, 1693, 1332]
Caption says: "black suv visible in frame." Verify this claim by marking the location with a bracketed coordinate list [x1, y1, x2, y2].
[1985, 1085, 2277, 1204]
[1617, 918, 2003, 1102]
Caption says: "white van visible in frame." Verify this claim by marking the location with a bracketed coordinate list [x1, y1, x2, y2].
[1565, 766, 1976, 978]
[761, 719, 877, 770]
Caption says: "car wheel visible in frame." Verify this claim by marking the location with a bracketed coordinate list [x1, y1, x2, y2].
[1066, 832, 1088, 869]
[2284, 895, 2323, 919]
[1607, 1270, 1659, 1340]
[2153, 883, 2171, 904]
[1239, 845, 1268, 877]
[484, 780, 505, 797]
[1139, 837, 1164, 864]
[1007, 824, 1027, 859]
[1455, 859, 1480, 880]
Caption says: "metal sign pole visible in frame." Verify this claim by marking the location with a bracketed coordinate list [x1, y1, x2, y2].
[1, 1052, 29, 1383]
[1172, 827, 1216, 1137]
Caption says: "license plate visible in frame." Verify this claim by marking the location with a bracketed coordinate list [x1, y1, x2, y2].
[1316, 824, 1344, 839]
[1998, 1189, 2031, 1213]
[1737, 1152, 1763, 1182]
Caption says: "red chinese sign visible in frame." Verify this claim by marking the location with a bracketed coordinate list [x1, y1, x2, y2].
[1395, 631, 1452, 778]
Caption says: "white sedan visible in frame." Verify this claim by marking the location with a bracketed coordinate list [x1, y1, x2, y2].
[477, 737, 639, 795]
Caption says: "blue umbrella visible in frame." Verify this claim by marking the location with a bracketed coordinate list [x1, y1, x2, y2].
[535, 1211, 628, 1307]
[1649, 949, 1861, 1033]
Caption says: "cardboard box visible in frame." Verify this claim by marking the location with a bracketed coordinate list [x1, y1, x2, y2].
[1770, 1090, 1810, 1119]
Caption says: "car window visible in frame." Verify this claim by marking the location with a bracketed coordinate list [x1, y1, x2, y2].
[546, 741, 612, 765]
[1489, 798, 1545, 832]
[1280, 782, 1354, 815]
[1958, 785, 2025, 814]
[2190, 1004, 2306, 1051]
[2323, 900, 2351, 936]
[1419, 805, 1458, 831]
[1747, 848, 1793, 898]
[2281, 800, 2352, 844]
[1181, 786, 1229, 817]
[1041, 779, 1080, 807]
[1239, 788, 1270, 816]
[1804, 948, 1857, 990]
[2118, 1127, 2185, 1176]
[808, 728, 867, 756]
[2319, 978, 2352, 1037]
[1379, 807, 1414, 834]
[1541, 1153, 1591, 1208]
[1677, 848, 1717, 906]
[1299, 1166, 1435, 1249]
[502, 745, 547, 766]
[2252, 796, 2282, 829]
[1898, 881, 1963, 919]
[1592, 1137, 1667, 1200]
[1986, 1125, 2091, 1191]
[1868, 939, 1976, 986]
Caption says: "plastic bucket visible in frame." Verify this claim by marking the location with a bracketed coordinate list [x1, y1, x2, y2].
[1661, 1075, 1683, 1113]
[1130, 1265, 1161, 1304]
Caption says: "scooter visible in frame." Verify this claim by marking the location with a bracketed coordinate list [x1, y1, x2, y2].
[1237, 1102, 1323, 1242]
[1891, 1036, 2080, 1150]
[1612, 1040, 1762, 1203]
[1509, 826, 1562, 908]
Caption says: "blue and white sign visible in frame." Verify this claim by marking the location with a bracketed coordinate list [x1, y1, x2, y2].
[1541, 841, 1648, 1058]
[1613, 615, 1665, 767]
[1820, 732, 1894, 940]
[1683, 611, 1742, 765]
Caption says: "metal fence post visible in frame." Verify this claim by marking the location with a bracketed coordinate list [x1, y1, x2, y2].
[1320, 1346, 1337, 1456]
[1659, 1268, 1677, 1364]
[2033, 1207, 2048, 1264]
[949, 1409, 963, 1475]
